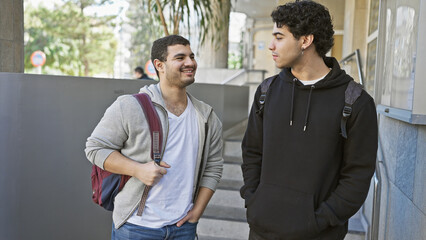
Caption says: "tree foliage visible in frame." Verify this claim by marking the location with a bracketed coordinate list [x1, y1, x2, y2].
[24, 0, 117, 76]
[143, 0, 228, 45]
[125, 0, 164, 70]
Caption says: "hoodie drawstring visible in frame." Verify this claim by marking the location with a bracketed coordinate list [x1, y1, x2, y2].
[290, 78, 297, 126]
[303, 85, 315, 131]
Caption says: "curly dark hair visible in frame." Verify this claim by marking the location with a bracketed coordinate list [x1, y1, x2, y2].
[151, 35, 191, 76]
[271, 0, 334, 57]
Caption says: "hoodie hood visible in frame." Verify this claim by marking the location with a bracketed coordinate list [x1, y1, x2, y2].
[275, 57, 353, 131]
[279, 57, 352, 89]
[138, 83, 213, 122]
[138, 83, 165, 106]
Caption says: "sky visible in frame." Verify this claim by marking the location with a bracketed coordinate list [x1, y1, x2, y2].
[25, 0, 129, 16]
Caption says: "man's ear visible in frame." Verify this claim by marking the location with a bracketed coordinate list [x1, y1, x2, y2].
[301, 34, 314, 50]
[153, 59, 164, 74]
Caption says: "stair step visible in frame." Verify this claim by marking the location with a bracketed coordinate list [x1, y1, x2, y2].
[348, 220, 365, 235]
[197, 218, 249, 240]
[218, 179, 244, 191]
[201, 205, 366, 240]
[344, 233, 365, 240]
[222, 164, 243, 181]
[203, 204, 247, 222]
[347, 212, 365, 234]
[197, 236, 242, 240]
[210, 189, 245, 208]
[222, 119, 247, 142]
[223, 156, 242, 165]
[223, 140, 242, 158]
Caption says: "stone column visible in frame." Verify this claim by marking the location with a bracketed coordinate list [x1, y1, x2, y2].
[0, 0, 24, 73]
[342, 0, 368, 59]
[197, 0, 230, 68]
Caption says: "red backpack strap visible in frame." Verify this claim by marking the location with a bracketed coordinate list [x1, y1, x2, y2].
[133, 93, 163, 163]
[132, 93, 163, 216]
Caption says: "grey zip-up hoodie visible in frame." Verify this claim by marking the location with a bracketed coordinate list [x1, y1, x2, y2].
[85, 83, 223, 229]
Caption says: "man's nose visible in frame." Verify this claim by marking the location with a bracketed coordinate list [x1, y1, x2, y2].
[184, 57, 195, 66]
[269, 41, 275, 51]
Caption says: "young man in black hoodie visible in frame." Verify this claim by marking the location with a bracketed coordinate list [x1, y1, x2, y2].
[240, 1, 378, 239]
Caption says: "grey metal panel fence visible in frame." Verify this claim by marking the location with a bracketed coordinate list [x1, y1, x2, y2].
[0, 73, 248, 240]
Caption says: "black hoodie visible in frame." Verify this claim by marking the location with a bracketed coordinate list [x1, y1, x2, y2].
[240, 57, 378, 240]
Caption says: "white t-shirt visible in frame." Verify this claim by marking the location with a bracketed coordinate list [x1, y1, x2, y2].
[127, 96, 199, 228]
[299, 78, 323, 85]
[298, 69, 331, 85]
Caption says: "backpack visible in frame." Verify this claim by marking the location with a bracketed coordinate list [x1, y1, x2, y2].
[91, 93, 162, 211]
[256, 75, 363, 139]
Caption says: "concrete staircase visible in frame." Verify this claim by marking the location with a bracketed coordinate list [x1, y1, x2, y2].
[197, 121, 367, 240]
[197, 122, 249, 240]
[345, 211, 367, 240]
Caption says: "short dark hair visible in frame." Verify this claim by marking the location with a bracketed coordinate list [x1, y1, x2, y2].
[134, 66, 144, 74]
[151, 35, 190, 63]
[271, 0, 334, 57]
[151, 35, 190, 77]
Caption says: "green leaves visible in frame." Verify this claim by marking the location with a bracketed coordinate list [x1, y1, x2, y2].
[24, 0, 117, 76]
[143, 0, 229, 45]
[125, 0, 164, 70]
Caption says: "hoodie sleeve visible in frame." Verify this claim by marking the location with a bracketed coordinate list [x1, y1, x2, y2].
[240, 86, 263, 206]
[199, 111, 224, 191]
[315, 92, 378, 231]
[85, 96, 128, 169]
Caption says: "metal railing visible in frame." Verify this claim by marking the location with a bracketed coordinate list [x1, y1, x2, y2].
[340, 49, 365, 85]
[341, 50, 383, 240]
[221, 69, 266, 86]
[370, 113, 390, 240]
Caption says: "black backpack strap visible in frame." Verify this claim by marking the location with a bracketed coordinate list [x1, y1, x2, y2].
[256, 75, 278, 116]
[341, 80, 363, 139]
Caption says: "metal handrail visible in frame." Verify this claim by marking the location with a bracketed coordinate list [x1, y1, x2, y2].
[246, 69, 267, 84]
[341, 50, 387, 240]
[339, 49, 364, 85]
[370, 171, 380, 240]
[221, 69, 266, 85]
[221, 69, 246, 85]
[370, 113, 390, 240]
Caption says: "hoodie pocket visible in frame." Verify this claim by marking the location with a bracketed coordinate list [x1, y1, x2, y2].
[246, 182, 319, 238]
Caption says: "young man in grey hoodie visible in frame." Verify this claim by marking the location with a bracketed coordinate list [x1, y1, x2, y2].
[85, 35, 223, 239]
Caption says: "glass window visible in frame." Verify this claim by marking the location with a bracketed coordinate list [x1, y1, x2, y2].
[377, 0, 420, 111]
[366, 40, 377, 96]
[368, 0, 380, 35]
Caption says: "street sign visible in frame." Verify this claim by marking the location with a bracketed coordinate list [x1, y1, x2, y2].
[30, 51, 46, 67]
[145, 60, 157, 78]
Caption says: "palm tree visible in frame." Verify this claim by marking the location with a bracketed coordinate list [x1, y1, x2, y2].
[144, 0, 230, 46]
